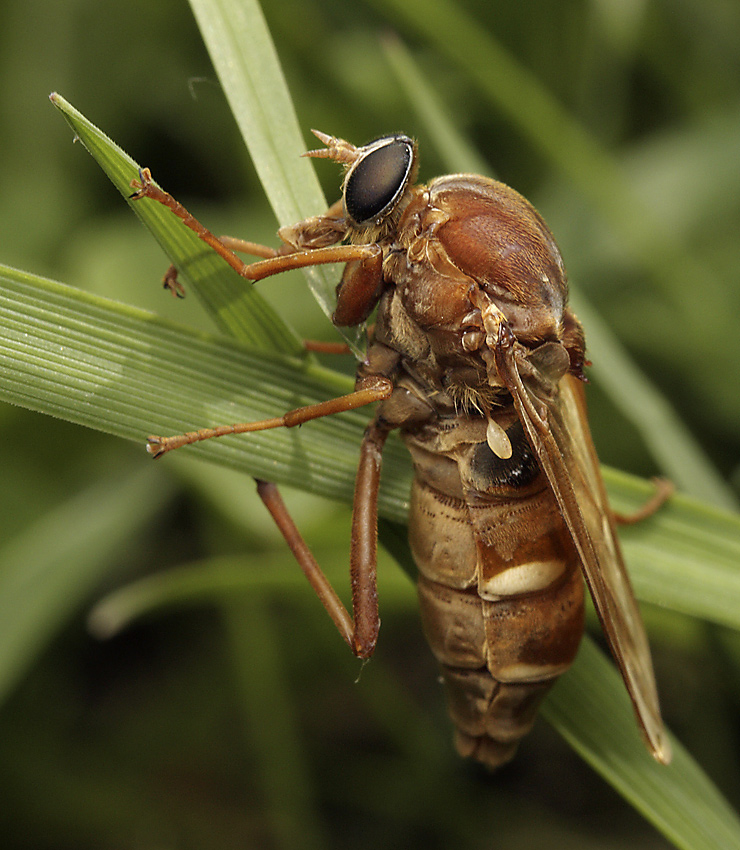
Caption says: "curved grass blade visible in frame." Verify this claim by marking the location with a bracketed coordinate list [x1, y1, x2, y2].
[88, 549, 414, 639]
[572, 296, 737, 510]
[187, 0, 361, 353]
[0, 262, 409, 518]
[50, 93, 302, 356]
[544, 639, 740, 850]
[608, 469, 740, 630]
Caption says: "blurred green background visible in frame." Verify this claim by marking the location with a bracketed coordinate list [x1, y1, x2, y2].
[1, 0, 739, 847]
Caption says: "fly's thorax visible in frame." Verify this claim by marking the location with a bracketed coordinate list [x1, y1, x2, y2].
[389, 174, 576, 356]
[383, 186, 480, 336]
[372, 274, 506, 412]
[374, 173, 582, 410]
[428, 174, 568, 340]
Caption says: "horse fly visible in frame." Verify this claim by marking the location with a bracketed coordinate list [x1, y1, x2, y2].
[131, 130, 671, 768]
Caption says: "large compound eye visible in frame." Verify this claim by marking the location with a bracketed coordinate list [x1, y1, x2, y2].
[344, 134, 415, 226]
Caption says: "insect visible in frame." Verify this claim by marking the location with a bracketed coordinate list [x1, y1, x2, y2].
[130, 129, 671, 768]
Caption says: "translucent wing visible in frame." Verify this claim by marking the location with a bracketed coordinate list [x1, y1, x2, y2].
[496, 340, 671, 764]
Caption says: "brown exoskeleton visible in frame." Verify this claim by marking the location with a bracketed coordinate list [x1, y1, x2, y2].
[131, 129, 671, 768]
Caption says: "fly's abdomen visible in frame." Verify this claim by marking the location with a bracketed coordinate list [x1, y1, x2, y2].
[406, 419, 585, 768]
[416, 552, 584, 768]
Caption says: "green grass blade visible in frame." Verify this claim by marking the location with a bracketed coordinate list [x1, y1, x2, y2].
[187, 0, 360, 353]
[88, 549, 413, 640]
[50, 92, 301, 355]
[607, 468, 740, 630]
[87, 555, 312, 638]
[187, 0, 323, 225]
[572, 296, 737, 510]
[380, 34, 492, 176]
[4, 262, 739, 632]
[544, 638, 740, 850]
[0, 262, 408, 518]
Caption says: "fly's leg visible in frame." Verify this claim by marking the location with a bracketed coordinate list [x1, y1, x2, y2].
[160, 237, 292, 298]
[255, 417, 389, 658]
[130, 170, 377, 284]
[303, 325, 375, 356]
[614, 478, 674, 526]
[146, 376, 392, 457]
[149, 382, 393, 656]
[217, 236, 287, 257]
[132, 168, 392, 655]
[162, 266, 187, 298]
[256, 479, 355, 648]
[303, 340, 353, 355]
[346, 418, 389, 656]
[130, 169, 379, 340]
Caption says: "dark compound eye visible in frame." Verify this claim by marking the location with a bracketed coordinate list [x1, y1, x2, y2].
[344, 135, 414, 226]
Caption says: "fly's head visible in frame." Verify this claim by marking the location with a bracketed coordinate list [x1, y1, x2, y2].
[305, 130, 418, 244]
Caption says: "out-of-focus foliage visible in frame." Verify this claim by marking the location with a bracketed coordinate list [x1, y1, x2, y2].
[1, 0, 739, 848]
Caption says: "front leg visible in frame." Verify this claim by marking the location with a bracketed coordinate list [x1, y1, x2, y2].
[158, 224, 344, 299]
[216, 199, 347, 258]
[131, 170, 369, 285]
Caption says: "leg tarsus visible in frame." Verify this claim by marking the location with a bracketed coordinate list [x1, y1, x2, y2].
[129, 167, 155, 200]
[614, 477, 674, 526]
[163, 265, 186, 298]
[159, 237, 282, 299]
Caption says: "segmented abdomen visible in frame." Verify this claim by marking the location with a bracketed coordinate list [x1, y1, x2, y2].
[404, 418, 585, 768]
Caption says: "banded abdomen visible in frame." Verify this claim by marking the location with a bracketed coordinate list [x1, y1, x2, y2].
[403, 413, 585, 768]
